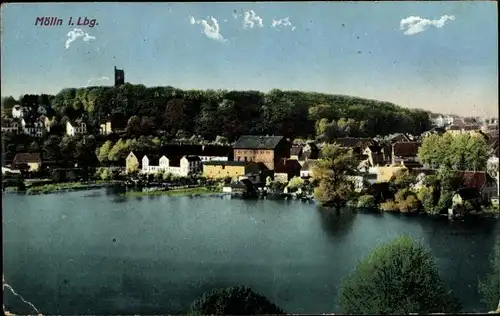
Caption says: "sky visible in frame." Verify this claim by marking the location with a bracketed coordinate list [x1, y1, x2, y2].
[1, 2, 498, 116]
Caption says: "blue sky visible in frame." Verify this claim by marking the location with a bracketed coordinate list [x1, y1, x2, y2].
[1, 2, 498, 116]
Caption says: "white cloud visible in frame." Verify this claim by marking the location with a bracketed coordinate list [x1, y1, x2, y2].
[65, 28, 96, 49]
[272, 17, 296, 31]
[189, 16, 227, 42]
[84, 77, 110, 88]
[243, 10, 263, 29]
[399, 15, 455, 35]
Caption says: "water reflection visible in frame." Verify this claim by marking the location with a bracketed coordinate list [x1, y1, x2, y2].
[317, 207, 357, 239]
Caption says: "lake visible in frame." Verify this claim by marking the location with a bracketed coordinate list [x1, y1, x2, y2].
[3, 188, 499, 314]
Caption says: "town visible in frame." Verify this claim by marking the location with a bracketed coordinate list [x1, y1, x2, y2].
[1, 67, 499, 218]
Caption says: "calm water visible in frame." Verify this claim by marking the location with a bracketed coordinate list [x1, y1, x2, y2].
[3, 189, 500, 314]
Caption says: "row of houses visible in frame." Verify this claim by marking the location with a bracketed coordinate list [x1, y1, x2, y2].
[1, 116, 88, 138]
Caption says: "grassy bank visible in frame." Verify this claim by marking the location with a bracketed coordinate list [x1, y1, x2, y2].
[123, 186, 222, 197]
[24, 180, 116, 195]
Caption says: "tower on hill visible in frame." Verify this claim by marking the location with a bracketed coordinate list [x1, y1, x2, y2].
[114, 66, 125, 87]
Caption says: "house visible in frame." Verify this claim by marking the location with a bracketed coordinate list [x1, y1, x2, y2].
[1, 120, 20, 134]
[451, 188, 483, 216]
[388, 133, 411, 144]
[21, 116, 48, 137]
[429, 114, 445, 127]
[142, 154, 202, 176]
[290, 142, 319, 165]
[100, 114, 128, 135]
[203, 161, 263, 180]
[362, 145, 387, 167]
[223, 178, 258, 197]
[273, 158, 302, 183]
[233, 135, 291, 170]
[66, 120, 87, 136]
[300, 160, 316, 179]
[12, 153, 42, 171]
[125, 151, 147, 173]
[459, 171, 498, 203]
[391, 142, 420, 165]
[199, 145, 233, 162]
[11, 105, 25, 118]
[422, 127, 446, 138]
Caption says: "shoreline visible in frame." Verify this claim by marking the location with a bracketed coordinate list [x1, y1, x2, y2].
[3, 182, 499, 219]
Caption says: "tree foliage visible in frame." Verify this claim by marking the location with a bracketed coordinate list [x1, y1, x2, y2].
[339, 235, 461, 314]
[312, 144, 359, 208]
[418, 133, 489, 171]
[189, 286, 284, 315]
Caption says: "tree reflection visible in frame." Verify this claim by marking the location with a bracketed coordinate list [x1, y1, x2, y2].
[317, 207, 357, 239]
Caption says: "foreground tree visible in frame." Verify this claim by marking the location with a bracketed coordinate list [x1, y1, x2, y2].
[479, 236, 500, 312]
[312, 144, 359, 208]
[339, 235, 461, 314]
[189, 286, 284, 315]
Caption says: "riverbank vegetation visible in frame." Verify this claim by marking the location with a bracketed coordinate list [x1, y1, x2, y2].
[122, 185, 221, 197]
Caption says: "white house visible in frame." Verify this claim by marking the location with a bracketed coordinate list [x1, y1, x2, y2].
[199, 145, 232, 162]
[142, 155, 202, 176]
[66, 121, 87, 136]
[1, 120, 20, 134]
[11, 105, 25, 118]
[21, 117, 46, 137]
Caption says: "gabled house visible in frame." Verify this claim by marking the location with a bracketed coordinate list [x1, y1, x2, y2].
[142, 154, 202, 176]
[422, 127, 446, 138]
[300, 160, 316, 179]
[100, 114, 128, 135]
[20, 117, 47, 137]
[1, 120, 20, 134]
[11, 105, 25, 119]
[388, 133, 411, 144]
[391, 141, 420, 165]
[274, 158, 302, 183]
[233, 135, 290, 170]
[66, 120, 87, 136]
[451, 188, 482, 215]
[362, 145, 387, 167]
[459, 171, 498, 202]
[125, 151, 147, 173]
[290, 142, 319, 165]
[12, 153, 42, 171]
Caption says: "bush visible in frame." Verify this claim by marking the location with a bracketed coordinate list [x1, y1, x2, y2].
[189, 286, 284, 315]
[357, 195, 376, 209]
[380, 200, 399, 212]
[339, 235, 461, 314]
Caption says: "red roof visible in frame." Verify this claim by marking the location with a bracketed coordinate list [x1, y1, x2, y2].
[393, 142, 420, 157]
[12, 153, 42, 165]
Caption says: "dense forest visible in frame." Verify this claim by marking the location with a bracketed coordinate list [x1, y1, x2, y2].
[2, 84, 432, 141]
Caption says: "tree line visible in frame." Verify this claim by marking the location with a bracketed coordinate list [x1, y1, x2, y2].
[2, 85, 433, 142]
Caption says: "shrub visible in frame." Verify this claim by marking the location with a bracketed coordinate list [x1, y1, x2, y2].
[339, 235, 461, 314]
[189, 286, 284, 315]
[357, 194, 376, 209]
